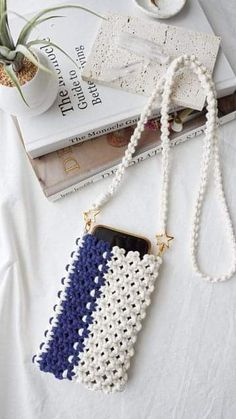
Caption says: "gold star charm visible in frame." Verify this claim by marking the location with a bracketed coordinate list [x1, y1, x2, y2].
[83, 209, 100, 232]
[156, 232, 174, 256]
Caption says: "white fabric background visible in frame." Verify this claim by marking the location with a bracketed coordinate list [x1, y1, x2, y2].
[1, 1, 236, 418]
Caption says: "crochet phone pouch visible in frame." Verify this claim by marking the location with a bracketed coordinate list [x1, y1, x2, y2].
[33, 56, 236, 393]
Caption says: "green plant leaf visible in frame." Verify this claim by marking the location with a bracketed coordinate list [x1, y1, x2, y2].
[0, 0, 15, 49]
[0, 9, 28, 49]
[0, 0, 7, 18]
[0, 10, 57, 69]
[27, 39, 78, 69]
[4, 11, 65, 27]
[0, 45, 15, 60]
[0, 9, 28, 24]
[4, 64, 29, 106]
[17, 4, 105, 46]
[15, 44, 54, 73]
[35, 15, 65, 26]
[0, 57, 12, 65]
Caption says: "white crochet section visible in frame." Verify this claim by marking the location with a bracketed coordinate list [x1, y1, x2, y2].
[73, 246, 162, 393]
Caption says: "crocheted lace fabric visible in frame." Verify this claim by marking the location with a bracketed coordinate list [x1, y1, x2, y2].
[33, 234, 162, 393]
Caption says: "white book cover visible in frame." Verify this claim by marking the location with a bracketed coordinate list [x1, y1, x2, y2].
[16, 0, 236, 159]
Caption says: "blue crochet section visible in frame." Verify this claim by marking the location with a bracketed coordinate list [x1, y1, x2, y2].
[37, 234, 112, 380]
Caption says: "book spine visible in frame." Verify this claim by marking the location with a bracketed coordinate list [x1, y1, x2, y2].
[47, 110, 236, 201]
[29, 108, 163, 158]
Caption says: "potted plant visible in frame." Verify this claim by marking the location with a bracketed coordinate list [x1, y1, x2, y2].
[0, 1, 104, 117]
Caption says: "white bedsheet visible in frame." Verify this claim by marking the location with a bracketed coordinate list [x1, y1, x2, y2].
[1, 1, 236, 418]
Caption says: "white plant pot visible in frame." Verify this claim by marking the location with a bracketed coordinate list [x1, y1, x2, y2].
[0, 50, 58, 117]
[133, 0, 187, 19]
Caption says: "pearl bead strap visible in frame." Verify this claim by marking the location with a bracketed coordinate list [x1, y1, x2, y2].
[87, 55, 236, 282]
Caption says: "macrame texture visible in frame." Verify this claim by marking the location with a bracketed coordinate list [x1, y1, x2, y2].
[33, 234, 162, 392]
[73, 245, 161, 393]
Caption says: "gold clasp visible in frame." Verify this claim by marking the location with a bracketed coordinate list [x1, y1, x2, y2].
[156, 232, 174, 256]
[83, 209, 100, 233]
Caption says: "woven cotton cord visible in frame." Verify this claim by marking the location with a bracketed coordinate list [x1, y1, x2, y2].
[88, 54, 236, 282]
[159, 55, 236, 281]
[89, 78, 165, 210]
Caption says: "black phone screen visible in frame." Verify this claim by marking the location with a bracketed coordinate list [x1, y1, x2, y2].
[92, 225, 150, 258]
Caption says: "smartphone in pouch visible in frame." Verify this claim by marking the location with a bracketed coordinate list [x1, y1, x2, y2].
[92, 225, 151, 258]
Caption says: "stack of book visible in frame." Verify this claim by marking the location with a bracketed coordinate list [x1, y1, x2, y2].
[16, 0, 236, 201]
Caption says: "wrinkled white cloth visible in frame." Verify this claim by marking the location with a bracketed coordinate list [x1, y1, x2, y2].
[1, 1, 236, 418]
